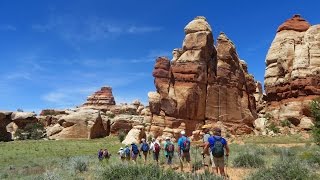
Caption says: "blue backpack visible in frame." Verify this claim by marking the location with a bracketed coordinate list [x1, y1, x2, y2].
[132, 144, 139, 154]
[141, 143, 149, 152]
[210, 137, 224, 157]
[125, 147, 130, 157]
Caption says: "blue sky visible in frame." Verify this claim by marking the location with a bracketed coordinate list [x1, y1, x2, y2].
[0, 0, 319, 112]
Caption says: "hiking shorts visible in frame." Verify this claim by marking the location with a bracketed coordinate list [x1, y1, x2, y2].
[153, 152, 159, 160]
[181, 151, 191, 162]
[131, 153, 138, 160]
[212, 157, 225, 168]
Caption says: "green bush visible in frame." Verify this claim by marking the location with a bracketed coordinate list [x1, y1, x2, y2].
[233, 152, 265, 168]
[300, 151, 320, 167]
[280, 119, 291, 127]
[15, 122, 46, 140]
[310, 98, 320, 145]
[70, 157, 88, 173]
[118, 131, 127, 143]
[267, 122, 280, 134]
[247, 159, 317, 180]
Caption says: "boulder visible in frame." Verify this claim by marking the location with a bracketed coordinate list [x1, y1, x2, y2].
[299, 117, 314, 130]
[122, 125, 146, 145]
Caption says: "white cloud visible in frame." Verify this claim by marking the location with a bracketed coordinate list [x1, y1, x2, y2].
[127, 26, 162, 33]
[0, 24, 16, 31]
[31, 15, 163, 42]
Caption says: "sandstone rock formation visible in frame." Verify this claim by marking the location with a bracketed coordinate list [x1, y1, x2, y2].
[82, 86, 116, 110]
[42, 108, 109, 139]
[148, 16, 258, 139]
[264, 14, 320, 127]
[0, 111, 39, 141]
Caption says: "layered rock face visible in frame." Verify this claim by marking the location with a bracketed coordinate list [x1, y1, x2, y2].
[82, 86, 116, 110]
[264, 14, 320, 126]
[148, 16, 257, 138]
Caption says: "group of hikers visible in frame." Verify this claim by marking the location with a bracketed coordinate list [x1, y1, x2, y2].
[98, 126, 230, 177]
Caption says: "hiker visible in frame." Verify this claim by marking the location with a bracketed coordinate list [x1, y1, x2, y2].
[140, 138, 150, 164]
[131, 142, 140, 164]
[149, 138, 161, 165]
[204, 127, 230, 176]
[103, 148, 110, 160]
[98, 149, 104, 161]
[118, 147, 126, 162]
[177, 130, 191, 171]
[164, 137, 174, 167]
[199, 125, 211, 169]
[124, 145, 131, 161]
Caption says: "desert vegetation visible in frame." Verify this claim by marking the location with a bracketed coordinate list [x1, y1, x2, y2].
[0, 135, 319, 180]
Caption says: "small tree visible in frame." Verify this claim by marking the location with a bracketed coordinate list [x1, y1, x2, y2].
[310, 98, 320, 145]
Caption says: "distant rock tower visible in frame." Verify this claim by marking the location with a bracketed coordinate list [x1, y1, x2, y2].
[82, 86, 116, 110]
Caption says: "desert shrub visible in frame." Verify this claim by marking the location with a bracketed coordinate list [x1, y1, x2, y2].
[69, 157, 88, 173]
[300, 151, 320, 167]
[40, 171, 61, 180]
[98, 164, 223, 180]
[310, 98, 320, 145]
[192, 160, 203, 172]
[280, 119, 291, 127]
[15, 122, 46, 140]
[17, 108, 24, 112]
[247, 159, 317, 180]
[117, 130, 126, 142]
[0, 172, 9, 179]
[267, 122, 280, 133]
[233, 152, 265, 168]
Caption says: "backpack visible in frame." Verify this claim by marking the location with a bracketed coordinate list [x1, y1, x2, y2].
[125, 147, 131, 157]
[132, 144, 139, 154]
[119, 150, 125, 157]
[154, 143, 160, 153]
[166, 143, 174, 153]
[210, 137, 224, 158]
[141, 143, 149, 152]
[182, 138, 191, 152]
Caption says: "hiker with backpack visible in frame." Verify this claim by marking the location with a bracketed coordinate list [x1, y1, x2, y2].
[98, 149, 104, 161]
[149, 138, 161, 165]
[140, 138, 150, 164]
[177, 131, 191, 172]
[103, 148, 110, 160]
[198, 125, 212, 169]
[204, 127, 230, 176]
[131, 142, 140, 164]
[164, 137, 174, 167]
[118, 147, 126, 162]
[124, 145, 131, 161]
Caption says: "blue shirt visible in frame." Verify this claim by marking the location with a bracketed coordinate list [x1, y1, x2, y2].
[177, 136, 187, 148]
[208, 136, 227, 148]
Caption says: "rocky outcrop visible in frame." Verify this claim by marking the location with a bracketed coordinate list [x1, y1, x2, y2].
[41, 108, 109, 139]
[264, 14, 320, 127]
[82, 86, 116, 110]
[0, 111, 39, 141]
[148, 16, 258, 138]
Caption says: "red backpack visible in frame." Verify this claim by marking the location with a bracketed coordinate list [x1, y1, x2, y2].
[166, 143, 174, 152]
[154, 143, 160, 153]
